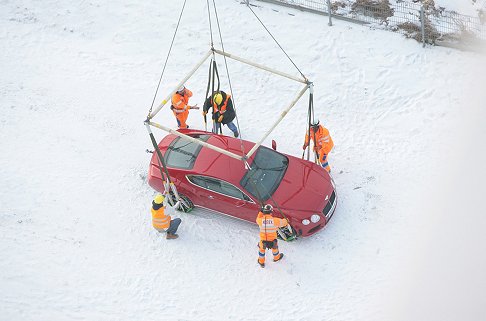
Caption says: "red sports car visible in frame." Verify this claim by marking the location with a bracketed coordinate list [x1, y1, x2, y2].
[148, 129, 337, 237]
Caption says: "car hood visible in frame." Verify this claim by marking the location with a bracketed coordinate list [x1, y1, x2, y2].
[273, 158, 333, 219]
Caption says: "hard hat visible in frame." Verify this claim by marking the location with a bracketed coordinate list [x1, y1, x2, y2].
[153, 193, 165, 204]
[214, 93, 223, 105]
[262, 204, 273, 214]
[177, 85, 185, 93]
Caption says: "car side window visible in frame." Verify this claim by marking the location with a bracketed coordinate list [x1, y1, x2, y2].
[187, 175, 252, 202]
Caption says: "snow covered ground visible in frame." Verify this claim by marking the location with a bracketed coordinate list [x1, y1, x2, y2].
[1, 0, 485, 320]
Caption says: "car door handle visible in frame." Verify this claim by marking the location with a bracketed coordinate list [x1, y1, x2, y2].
[235, 201, 246, 207]
[208, 195, 214, 199]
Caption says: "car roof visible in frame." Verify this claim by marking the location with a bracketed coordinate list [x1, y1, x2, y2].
[191, 131, 256, 185]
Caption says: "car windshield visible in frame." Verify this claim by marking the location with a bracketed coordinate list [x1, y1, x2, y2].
[240, 146, 288, 201]
[165, 135, 210, 169]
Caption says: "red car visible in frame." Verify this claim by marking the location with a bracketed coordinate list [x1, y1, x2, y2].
[148, 129, 337, 238]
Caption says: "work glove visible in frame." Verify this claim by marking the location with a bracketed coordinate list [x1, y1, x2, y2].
[202, 110, 208, 116]
[217, 114, 224, 123]
[302, 144, 307, 150]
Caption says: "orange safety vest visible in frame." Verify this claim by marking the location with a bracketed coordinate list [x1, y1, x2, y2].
[305, 125, 334, 155]
[256, 212, 287, 241]
[151, 206, 171, 231]
[171, 88, 193, 113]
[213, 94, 231, 113]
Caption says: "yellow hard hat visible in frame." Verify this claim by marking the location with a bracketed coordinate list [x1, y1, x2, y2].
[214, 93, 223, 105]
[153, 193, 165, 204]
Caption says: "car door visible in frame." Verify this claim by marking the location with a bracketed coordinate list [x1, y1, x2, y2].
[187, 175, 258, 222]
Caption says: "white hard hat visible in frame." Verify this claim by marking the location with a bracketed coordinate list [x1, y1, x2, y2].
[177, 85, 185, 93]
[263, 204, 273, 214]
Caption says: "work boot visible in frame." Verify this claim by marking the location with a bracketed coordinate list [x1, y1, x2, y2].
[273, 253, 284, 262]
[234, 130, 239, 138]
[258, 260, 265, 268]
[166, 233, 179, 240]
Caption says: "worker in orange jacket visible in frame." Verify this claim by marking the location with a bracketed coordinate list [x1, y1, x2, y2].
[171, 85, 198, 129]
[151, 194, 181, 240]
[256, 204, 288, 268]
[303, 120, 334, 173]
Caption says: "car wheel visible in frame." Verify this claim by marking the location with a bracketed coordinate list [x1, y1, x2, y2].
[277, 225, 297, 242]
[174, 193, 194, 213]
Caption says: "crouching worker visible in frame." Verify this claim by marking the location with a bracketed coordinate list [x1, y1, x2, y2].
[256, 204, 288, 268]
[151, 193, 181, 240]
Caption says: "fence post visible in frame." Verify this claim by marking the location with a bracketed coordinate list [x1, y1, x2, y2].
[327, 0, 332, 26]
[420, 5, 425, 47]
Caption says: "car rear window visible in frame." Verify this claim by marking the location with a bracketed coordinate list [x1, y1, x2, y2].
[165, 135, 210, 169]
[240, 146, 288, 201]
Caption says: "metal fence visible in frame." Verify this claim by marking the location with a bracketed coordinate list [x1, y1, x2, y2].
[254, 0, 486, 49]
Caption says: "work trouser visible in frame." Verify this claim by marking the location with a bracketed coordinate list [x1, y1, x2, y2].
[158, 218, 182, 234]
[166, 218, 181, 235]
[319, 151, 331, 173]
[174, 110, 189, 129]
[258, 239, 281, 265]
[213, 121, 238, 137]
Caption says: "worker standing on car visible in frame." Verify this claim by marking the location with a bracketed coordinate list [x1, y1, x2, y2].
[202, 91, 239, 137]
[171, 85, 199, 129]
[303, 120, 334, 173]
[256, 204, 288, 268]
[151, 193, 181, 240]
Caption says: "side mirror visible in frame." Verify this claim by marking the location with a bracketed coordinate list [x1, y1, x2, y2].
[271, 140, 277, 151]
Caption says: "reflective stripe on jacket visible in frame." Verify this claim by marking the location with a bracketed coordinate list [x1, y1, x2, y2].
[256, 212, 287, 241]
[151, 206, 171, 230]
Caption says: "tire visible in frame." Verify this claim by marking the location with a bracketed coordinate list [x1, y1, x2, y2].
[174, 193, 194, 213]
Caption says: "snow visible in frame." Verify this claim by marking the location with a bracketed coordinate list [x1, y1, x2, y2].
[434, 0, 485, 16]
[1, 0, 485, 320]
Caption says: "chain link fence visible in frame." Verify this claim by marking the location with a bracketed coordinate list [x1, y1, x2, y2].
[254, 0, 486, 50]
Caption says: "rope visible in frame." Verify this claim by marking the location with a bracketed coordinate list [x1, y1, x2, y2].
[206, 0, 214, 48]
[147, 0, 187, 119]
[246, 4, 308, 82]
[211, 0, 244, 148]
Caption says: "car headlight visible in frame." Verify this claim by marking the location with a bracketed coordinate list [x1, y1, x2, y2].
[302, 219, 310, 225]
[310, 214, 321, 223]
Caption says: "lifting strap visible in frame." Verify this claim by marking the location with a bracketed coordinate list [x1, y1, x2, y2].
[203, 58, 221, 133]
[304, 85, 318, 164]
[145, 122, 189, 210]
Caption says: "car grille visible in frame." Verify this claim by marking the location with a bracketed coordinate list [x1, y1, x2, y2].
[322, 191, 336, 217]
[308, 224, 323, 235]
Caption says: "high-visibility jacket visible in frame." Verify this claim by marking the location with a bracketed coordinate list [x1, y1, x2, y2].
[256, 212, 288, 241]
[151, 206, 171, 231]
[171, 88, 193, 128]
[304, 125, 334, 155]
[203, 91, 236, 124]
[213, 93, 230, 113]
[171, 88, 193, 113]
